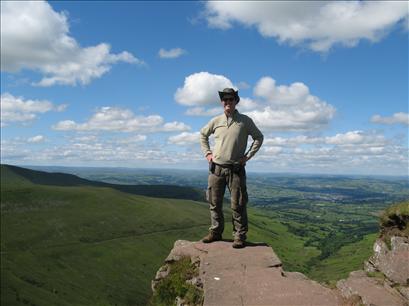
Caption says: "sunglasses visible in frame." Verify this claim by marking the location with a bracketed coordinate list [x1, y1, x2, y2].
[222, 97, 235, 102]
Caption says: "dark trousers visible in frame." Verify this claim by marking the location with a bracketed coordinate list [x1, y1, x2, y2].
[206, 164, 248, 240]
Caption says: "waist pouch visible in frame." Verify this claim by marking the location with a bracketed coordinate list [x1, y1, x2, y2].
[209, 160, 216, 173]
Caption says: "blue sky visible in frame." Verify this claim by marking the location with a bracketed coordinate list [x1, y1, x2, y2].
[1, 1, 408, 175]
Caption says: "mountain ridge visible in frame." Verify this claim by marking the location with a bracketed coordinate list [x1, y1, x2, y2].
[1, 164, 205, 201]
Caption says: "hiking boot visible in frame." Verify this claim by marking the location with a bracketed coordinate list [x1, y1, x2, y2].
[232, 239, 245, 249]
[201, 232, 222, 243]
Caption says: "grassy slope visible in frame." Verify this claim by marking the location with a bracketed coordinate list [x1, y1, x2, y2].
[246, 209, 320, 273]
[308, 233, 377, 284]
[1, 166, 210, 306]
[1, 165, 379, 305]
[305, 201, 409, 284]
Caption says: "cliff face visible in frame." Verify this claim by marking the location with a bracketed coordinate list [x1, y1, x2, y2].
[337, 202, 409, 305]
[366, 236, 409, 285]
[151, 203, 409, 306]
[336, 236, 408, 306]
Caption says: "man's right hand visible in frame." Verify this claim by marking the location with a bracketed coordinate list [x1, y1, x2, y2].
[206, 153, 213, 162]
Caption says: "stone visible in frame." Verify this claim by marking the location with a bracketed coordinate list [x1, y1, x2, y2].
[157, 240, 342, 306]
[186, 276, 203, 288]
[336, 270, 407, 306]
[369, 237, 409, 285]
[152, 238, 409, 306]
[397, 286, 409, 301]
[151, 264, 170, 292]
[364, 260, 376, 273]
[175, 296, 186, 306]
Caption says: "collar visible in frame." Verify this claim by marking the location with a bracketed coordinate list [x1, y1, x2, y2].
[224, 109, 239, 119]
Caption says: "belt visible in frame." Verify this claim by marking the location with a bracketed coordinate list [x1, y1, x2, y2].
[214, 162, 234, 168]
[210, 161, 244, 174]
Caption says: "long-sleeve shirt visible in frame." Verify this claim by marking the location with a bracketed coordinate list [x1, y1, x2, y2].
[200, 110, 264, 165]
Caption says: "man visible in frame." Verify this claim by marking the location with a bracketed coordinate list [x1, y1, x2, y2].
[200, 88, 263, 248]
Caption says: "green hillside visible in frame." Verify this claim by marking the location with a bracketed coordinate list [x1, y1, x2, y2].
[1, 165, 380, 305]
[307, 232, 377, 284]
[1, 165, 211, 305]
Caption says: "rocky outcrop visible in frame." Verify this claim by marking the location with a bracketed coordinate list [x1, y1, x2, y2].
[152, 241, 204, 293]
[337, 270, 407, 306]
[153, 240, 343, 306]
[336, 213, 409, 306]
[153, 238, 409, 306]
[365, 236, 409, 285]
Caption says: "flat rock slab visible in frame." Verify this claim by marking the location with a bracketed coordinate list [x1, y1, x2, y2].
[337, 270, 407, 306]
[169, 240, 343, 306]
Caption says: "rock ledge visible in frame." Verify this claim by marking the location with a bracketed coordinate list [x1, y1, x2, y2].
[154, 240, 343, 306]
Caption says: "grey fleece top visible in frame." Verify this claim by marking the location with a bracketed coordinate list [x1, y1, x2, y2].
[200, 110, 264, 165]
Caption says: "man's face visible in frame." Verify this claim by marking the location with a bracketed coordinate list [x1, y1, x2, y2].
[221, 96, 237, 114]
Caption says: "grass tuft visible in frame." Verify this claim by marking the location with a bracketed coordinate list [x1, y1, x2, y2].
[149, 256, 203, 306]
[379, 201, 409, 249]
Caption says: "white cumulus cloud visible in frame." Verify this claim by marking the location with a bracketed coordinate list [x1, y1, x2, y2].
[1, 92, 66, 126]
[168, 132, 200, 145]
[162, 121, 191, 132]
[238, 97, 258, 111]
[264, 131, 387, 147]
[246, 76, 336, 131]
[262, 146, 283, 155]
[325, 130, 387, 146]
[27, 135, 45, 143]
[158, 48, 187, 59]
[1, 1, 143, 86]
[184, 97, 257, 116]
[52, 106, 190, 133]
[371, 112, 409, 125]
[177, 74, 335, 129]
[115, 135, 147, 143]
[204, 1, 408, 52]
[254, 77, 310, 105]
[256, 131, 405, 175]
[185, 107, 221, 117]
[175, 72, 235, 106]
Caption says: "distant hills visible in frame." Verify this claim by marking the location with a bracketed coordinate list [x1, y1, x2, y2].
[2, 164, 205, 201]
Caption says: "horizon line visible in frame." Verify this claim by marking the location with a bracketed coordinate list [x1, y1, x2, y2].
[2, 163, 408, 179]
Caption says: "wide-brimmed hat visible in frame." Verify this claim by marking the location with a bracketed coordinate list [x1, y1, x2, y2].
[218, 88, 240, 104]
